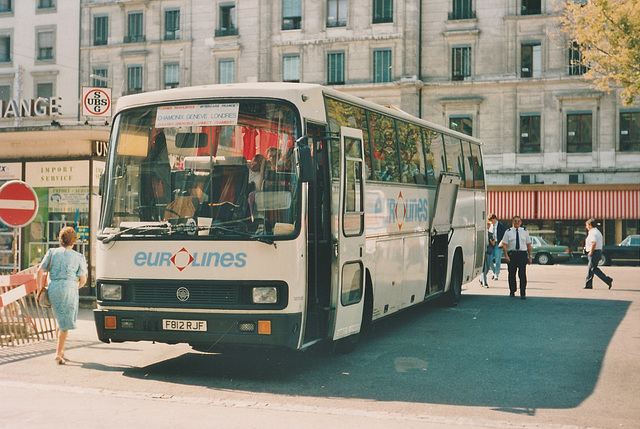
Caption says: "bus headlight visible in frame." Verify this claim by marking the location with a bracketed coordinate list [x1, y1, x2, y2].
[252, 287, 277, 304]
[100, 284, 122, 300]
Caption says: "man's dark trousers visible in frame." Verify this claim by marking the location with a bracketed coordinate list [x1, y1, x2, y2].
[508, 250, 528, 296]
[585, 249, 612, 288]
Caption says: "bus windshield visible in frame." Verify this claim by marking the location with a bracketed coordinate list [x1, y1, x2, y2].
[101, 100, 300, 240]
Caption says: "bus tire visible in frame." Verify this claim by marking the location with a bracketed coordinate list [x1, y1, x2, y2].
[361, 272, 374, 332]
[444, 254, 463, 307]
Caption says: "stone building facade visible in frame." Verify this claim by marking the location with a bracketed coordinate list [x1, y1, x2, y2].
[78, 0, 638, 247]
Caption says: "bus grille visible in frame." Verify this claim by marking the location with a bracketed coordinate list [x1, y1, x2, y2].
[133, 284, 239, 307]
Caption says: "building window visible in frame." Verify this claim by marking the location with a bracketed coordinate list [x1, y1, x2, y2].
[0, 84, 10, 102]
[37, 0, 54, 9]
[449, 116, 473, 136]
[283, 55, 300, 82]
[165, 9, 180, 40]
[216, 3, 237, 37]
[521, 43, 541, 78]
[125, 11, 144, 43]
[373, 48, 392, 83]
[36, 82, 53, 98]
[450, 0, 474, 20]
[327, 0, 347, 28]
[0, 35, 10, 62]
[164, 63, 179, 89]
[218, 58, 235, 84]
[127, 65, 143, 94]
[37, 30, 54, 61]
[620, 111, 640, 152]
[94, 15, 108, 46]
[0, 0, 11, 13]
[521, 0, 541, 15]
[520, 114, 541, 153]
[92, 67, 108, 88]
[569, 41, 587, 76]
[282, 0, 301, 30]
[327, 51, 345, 85]
[567, 112, 592, 153]
[452, 46, 471, 81]
[373, 0, 393, 24]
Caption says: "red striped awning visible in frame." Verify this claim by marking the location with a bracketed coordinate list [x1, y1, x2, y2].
[487, 189, 640, 220]
[538, 190, 639, 219]
[487, 191, 536, 220]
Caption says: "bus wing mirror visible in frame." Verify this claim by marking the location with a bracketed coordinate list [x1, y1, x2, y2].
[295, 135, 314, 183]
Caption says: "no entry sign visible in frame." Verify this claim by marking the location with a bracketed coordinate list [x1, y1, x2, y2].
[82, 87, 112, 117]
[0, 181, 39, 228]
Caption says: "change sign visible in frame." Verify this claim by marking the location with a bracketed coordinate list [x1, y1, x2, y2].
[82, 87, 112, 117]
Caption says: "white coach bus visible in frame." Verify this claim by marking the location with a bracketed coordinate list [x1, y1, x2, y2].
[94, 83, 486, 352]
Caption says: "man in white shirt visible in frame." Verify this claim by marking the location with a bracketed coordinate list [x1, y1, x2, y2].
[500, 216, 532, 299]
[584, 218, 613, 289]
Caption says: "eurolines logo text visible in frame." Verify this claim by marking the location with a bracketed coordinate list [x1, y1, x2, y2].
[134, 248, 247, 272]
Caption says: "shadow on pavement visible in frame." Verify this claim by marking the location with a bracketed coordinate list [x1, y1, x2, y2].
[121, 294, 630, 411]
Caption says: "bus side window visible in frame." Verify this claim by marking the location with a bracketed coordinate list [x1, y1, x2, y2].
[443, 135, 465, 187]
[470, 143, 485, 189]
[398, 121, 426, 184]
[369, 112, 399, 182]
[423, 130, 443, 186]
[461, 141, 474, 188]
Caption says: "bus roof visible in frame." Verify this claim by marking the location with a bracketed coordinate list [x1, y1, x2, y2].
[114, 82, 482, 145]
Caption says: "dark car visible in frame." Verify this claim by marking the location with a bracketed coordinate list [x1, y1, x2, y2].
[529, 236, 572, 265]
[597, 235, 640, 266]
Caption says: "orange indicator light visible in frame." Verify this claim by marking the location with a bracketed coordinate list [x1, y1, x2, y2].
[258, 320, 271, 335]
[104, 316, 117, 329]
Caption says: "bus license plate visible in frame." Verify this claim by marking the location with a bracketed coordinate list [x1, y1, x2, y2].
[162, 319, 207, 332]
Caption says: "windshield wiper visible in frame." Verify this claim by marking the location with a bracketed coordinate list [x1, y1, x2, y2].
[100, 223, 171, 244]
[206, 225, 276, 247]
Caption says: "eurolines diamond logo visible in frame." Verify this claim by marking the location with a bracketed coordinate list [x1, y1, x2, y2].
[170, 247, 194, 272]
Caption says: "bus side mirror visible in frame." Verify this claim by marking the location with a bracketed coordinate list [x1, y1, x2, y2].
[98, 173, 105, 197]
[295, 136, 314, 183]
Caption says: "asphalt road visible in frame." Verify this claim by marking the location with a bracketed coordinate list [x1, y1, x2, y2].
[1, 264, 639, 429]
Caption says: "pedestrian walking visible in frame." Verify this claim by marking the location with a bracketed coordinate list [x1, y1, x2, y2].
[36, 227, 88, 365]
[500, 216, 532, 299]
[488, 213, 506, 280]
[584, 218, 613, 290]
[480, 225, 496, 287]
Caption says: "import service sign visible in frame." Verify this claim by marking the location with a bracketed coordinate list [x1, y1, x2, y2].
[82, 87, 112, 117]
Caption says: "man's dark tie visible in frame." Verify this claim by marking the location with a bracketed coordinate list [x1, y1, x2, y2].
[515, 228, 520, 250]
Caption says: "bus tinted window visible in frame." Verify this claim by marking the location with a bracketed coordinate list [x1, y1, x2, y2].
[424, 130, 443, 186]
[369, 112, 399, 182]
[443, 135, 465, 187]
[397, 121, 427, 184]
[470, 143, 485, 189]
[461, 140, 474, 188]
[325, 97, 373, 179]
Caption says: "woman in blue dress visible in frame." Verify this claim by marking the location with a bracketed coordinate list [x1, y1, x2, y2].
[37, 226, 88, 365]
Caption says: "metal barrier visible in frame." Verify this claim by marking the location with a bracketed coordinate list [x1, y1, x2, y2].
[0, 267, 57, 347]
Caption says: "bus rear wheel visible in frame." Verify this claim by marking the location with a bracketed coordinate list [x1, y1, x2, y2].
[444, 255, 463, 307]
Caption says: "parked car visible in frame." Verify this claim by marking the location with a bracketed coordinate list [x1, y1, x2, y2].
[582, 235, 640, 266]
[528, 236, 572, 265]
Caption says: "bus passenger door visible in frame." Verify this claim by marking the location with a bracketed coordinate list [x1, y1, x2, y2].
[428, 173, 461, 295]
[332, 127, 366, 341]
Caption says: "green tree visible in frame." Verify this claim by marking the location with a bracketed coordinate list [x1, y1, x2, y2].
[560, 0, 640, 105]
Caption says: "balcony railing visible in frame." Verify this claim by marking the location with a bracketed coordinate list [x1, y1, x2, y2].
[448, 10, 476, 20]
[215, 27, 238, 37]
[124, 35, 146, 43]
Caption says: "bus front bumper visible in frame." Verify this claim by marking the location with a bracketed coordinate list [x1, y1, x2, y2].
[93, 308, 303, 351]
